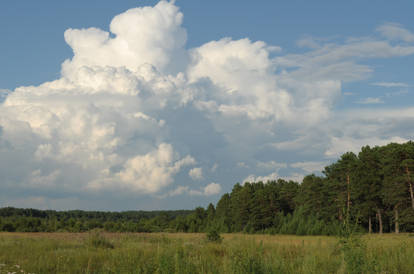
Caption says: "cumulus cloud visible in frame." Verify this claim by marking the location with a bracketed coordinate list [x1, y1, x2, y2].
[62, 0, 188, 77]
[164, 182, 221, 197]
[0, 1, 195, 198]
[189, 37, 293, 122]
[188, 167, 203, 180]
[1, 1, 414, 209]
[244, 172, 280, 183]
[244, 171, 305, 184]
[203, 183, 222, 195]
[115, 143, 195, 193]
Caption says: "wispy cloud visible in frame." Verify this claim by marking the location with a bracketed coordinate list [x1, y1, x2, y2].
[385, 90, 409, 97]
[372, 82, 410, 88]
[377, 22, 414, 42]
[256, 160, 287, 170]
[356, 97, 384, 104]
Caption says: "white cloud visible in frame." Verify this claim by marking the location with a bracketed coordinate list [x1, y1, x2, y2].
[189, 37, 293, 122]
[62, 0, 188, 77]
[377, 23, 414, 42]
[188, 167, 203, 180]
[115, 143, 195, 193]
[244, 171, 304, 184]
[164, 182, 221, 197]
[244, 172, 279, 183]
[203, 183, 222, 195]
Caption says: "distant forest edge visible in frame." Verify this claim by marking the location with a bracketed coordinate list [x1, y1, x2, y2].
[2, 141, 414, 235]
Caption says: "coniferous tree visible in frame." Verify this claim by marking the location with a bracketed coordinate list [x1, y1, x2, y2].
[355, 146, 383, 233]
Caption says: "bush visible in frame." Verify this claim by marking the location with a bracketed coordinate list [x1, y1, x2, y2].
[206, 229, 222, 243]
[1, 222, 16, 232]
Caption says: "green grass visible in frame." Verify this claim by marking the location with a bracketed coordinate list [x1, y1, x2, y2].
[0, 232, 413, 273]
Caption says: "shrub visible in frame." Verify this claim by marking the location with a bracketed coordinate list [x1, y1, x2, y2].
[206, 229, 222, 243]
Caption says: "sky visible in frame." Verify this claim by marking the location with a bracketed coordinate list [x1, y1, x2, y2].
[0, 0, 414, 211]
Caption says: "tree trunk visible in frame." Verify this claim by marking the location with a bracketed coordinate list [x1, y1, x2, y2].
[368, 216, 372, 234]
[395, 207, 399, 234]
[405, 167, 414, 210]
[347, 174, 351, 215]
[377, 209, 383, 234]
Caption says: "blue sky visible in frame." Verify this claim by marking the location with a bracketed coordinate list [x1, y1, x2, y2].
[0, 1, 413, 210]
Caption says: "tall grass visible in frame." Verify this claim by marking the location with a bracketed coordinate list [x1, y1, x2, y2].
[0, 232, 413, 273]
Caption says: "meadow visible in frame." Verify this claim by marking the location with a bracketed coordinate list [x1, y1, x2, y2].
[1, 232, 414, 274]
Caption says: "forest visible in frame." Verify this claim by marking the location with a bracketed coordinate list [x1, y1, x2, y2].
[1, 141, 414, 235]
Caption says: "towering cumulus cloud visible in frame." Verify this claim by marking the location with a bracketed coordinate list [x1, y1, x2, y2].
[0, 1, 194, 202]
[63, 1, 188, 76]
[1, 1, 414, 209]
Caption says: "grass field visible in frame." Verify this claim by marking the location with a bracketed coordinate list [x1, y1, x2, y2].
[1, 232, 414, 273]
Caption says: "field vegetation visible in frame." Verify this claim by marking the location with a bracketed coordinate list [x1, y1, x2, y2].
[1, 232, 414, 273]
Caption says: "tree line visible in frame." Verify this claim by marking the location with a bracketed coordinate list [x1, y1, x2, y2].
[0, 208, 192, 233]
[211, 141, 414, 234]
[1, 141, 414, 234]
